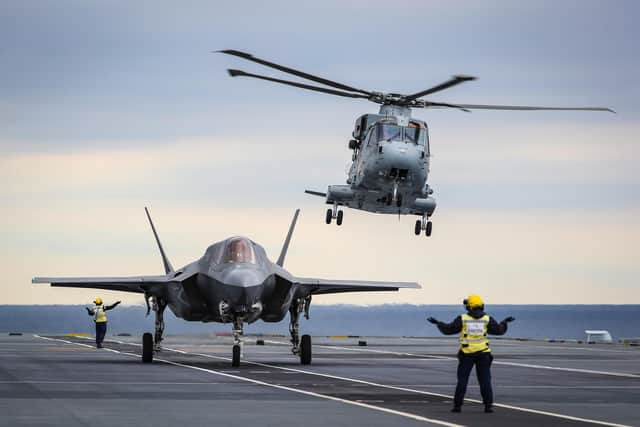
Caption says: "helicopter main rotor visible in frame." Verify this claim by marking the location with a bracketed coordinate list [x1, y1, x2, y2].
[219, 49, 614, 113]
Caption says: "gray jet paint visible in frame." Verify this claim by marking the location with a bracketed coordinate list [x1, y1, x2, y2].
[33, 208, 420, 364]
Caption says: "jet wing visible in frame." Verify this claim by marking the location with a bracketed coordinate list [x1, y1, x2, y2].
[32, 275, 172, 294]
[294, 277, 421, 295]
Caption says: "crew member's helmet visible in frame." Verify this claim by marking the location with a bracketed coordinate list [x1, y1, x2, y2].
[464, 294, 484, 310]
[94, 298, 103, 305]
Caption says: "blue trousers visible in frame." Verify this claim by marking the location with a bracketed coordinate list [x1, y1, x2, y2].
[454, 351, 493, 408]
[95, 322, 107, 346]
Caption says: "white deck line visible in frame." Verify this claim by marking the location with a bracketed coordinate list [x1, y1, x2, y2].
[33, 335, 461, 427]
[177, 348, 632, 427]
[283, 341, 640, 379]
[40, 335, 634, 427]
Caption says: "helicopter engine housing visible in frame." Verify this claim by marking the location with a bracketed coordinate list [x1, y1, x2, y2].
[327, 185, 354, 202]
[411, 197, 437, 216]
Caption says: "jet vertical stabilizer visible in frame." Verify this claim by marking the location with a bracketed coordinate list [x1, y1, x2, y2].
[276, 209, 300, 267]
[144, 207, 174, 274]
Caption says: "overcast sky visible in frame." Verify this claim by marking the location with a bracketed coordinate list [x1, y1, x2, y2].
[1, 0, 638, 305]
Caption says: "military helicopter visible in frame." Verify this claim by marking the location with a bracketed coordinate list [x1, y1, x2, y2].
[219, 50, 613, 236]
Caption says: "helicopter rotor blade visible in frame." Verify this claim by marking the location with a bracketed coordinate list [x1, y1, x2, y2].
[425, 102, 615, 113]
[227, 69, 370, 99]
[219, 49, 372, 96]
[404, 75, 477, 102]
[422, 101, 471, 112]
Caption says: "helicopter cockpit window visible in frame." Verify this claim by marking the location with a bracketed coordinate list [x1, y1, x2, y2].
[376, 124, 402, 142]
[404, 125, 426, 146]
[223, 237, 256, 264]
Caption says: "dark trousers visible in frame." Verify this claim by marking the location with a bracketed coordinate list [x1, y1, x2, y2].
[454, 351, 493, 408]
[95, 322, 107, 346]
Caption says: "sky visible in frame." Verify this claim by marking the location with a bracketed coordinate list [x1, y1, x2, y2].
[1, 0, 638, 305]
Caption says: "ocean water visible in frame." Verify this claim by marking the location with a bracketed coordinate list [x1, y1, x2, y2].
[1, 305, 638, 341]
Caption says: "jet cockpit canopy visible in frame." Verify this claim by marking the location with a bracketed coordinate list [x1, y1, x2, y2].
[222, 237, 256, 264]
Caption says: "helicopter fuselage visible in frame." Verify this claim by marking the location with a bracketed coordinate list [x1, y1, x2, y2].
[324, 106, 436, 217]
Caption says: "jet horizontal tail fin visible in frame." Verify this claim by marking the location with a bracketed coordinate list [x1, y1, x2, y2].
[276, 209, 300, 267]
[145, 207, 174, 274]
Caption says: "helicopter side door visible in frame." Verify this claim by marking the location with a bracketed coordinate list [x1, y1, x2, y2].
[352, 126, 379, 187]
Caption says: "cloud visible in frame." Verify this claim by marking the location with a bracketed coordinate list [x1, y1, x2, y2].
[1, 0, 639, 305]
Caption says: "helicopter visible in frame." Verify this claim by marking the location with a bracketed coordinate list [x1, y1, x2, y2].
[219, 50, 614, 236]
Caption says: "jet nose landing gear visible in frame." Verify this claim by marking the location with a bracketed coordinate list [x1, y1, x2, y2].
[231, 318, 244, 367]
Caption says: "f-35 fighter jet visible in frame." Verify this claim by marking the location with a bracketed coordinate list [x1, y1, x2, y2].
[33, 209, 420, 366]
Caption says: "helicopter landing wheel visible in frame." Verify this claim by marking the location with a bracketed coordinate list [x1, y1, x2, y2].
[336, 210, 343, 226]
[325, 208, 332, 224]
[414, 220, 421, 235]
[425, 221, 433, 237]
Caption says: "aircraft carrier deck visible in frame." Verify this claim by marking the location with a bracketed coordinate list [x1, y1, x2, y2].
[1, 334, 638, 427]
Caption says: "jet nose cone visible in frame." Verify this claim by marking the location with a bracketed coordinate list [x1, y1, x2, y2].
[220, 266, 264, 288]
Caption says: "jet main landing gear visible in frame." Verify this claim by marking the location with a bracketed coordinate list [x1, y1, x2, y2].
[142, 295, 167, 363]
[325, 203, 343, 226]
[289, 298, 312, 365]
[153, 298, 167, 352]
[142, 332, 153, 363]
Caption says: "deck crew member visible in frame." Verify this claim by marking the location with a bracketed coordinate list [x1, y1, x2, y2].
[86, 298, 121, 348]
[427, 295, 514, 413]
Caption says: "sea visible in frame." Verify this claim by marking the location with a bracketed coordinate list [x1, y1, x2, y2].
[1, 305, 638, 341]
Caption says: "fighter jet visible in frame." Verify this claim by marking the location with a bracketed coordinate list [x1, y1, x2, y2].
[33, 208, 420, 366]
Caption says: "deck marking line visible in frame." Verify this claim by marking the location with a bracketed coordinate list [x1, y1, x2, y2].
[41, 335, 633, 427]
[152, 357, 464, 427]
[34, 335, 463, 427]
[269, 340, 640, 379]
[177, 342, 632, 427]
[239, 360, 632, 427]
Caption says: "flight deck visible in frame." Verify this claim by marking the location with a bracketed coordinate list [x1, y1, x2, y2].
[0, 334, 637, 427]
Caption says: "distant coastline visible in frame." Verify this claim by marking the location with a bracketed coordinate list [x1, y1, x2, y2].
[2, 304, 638, 341]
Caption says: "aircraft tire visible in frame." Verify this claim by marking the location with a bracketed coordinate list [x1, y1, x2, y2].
[336, 210, 343, 226]
[142, 332, 153, 363]
[414, 220, 421, 235]
[300, 334, 312, 365]
[325, 209, 332, 224]
[426, 221, 433, 237]
[232, 344, 241, 367]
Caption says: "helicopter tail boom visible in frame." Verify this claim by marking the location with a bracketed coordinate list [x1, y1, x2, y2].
[304, 190, 327, 198]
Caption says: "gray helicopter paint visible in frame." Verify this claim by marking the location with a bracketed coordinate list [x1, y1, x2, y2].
[33, 209, 420, 333]
[219, 50, 612, 233]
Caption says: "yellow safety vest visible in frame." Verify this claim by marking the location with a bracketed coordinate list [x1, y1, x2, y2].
[460, 313, 490, 353]
[94, 305, 107, 323]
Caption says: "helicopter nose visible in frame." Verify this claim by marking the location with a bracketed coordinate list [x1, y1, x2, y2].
[378, 141, 415, 172]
